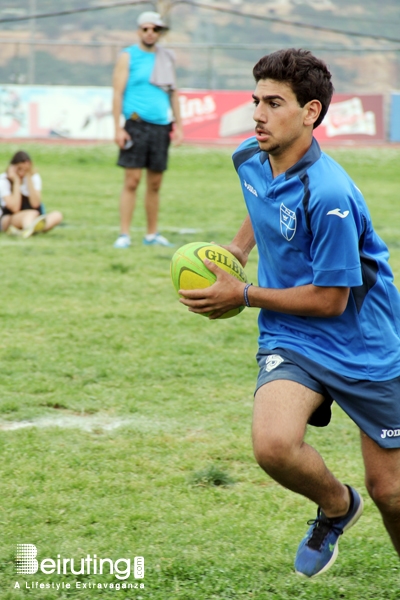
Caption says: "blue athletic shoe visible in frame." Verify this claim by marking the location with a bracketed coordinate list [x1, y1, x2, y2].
[294, 485, 363, 578]
[114, 234, 131, 249]
[143, 233, 174, 247]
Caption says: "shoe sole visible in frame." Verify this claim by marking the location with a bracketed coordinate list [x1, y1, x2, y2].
[143, 242, 174, 247]
[295, 491, 364, 578]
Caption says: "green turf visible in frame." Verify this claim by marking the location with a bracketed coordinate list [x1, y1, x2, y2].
[0, 143, 399, 598]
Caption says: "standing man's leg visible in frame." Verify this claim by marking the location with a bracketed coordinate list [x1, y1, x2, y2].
[119, 168, 142, 234]
[253, 380, 363, 577]
[361, 432, 400, 556]
[142, 169, 173, 247]
[144, 169, 163, 236]
[142, 123, 174, 247]
[114, 168, 141, 248]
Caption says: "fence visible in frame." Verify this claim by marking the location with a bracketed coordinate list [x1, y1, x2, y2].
[0, 38, 400, 94]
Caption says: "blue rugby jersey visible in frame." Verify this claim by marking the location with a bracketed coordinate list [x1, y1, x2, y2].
[233, 137, 400, 380]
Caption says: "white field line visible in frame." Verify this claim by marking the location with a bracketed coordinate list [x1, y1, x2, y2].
[0, 414, 173, 433]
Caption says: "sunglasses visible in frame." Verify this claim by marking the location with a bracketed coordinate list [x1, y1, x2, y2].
[141, 26, 162, 33]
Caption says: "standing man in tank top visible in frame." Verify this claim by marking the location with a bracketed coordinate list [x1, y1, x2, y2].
[112, 11, 183, 249]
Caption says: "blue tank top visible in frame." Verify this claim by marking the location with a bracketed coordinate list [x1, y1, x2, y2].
[122, 45, 171, 125]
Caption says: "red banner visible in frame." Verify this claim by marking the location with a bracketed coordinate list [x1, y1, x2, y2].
[179, 91, 385, 144]
[314, 94, 384, 143]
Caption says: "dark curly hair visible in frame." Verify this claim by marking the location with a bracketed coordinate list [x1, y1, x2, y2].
[253, 48, 334, 129]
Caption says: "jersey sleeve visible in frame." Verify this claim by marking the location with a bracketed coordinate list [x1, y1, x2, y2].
[309, 182, 365, 288]
[232, 137, 260, 173]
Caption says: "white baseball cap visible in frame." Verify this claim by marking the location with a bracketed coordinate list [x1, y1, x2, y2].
[137, 11, 168, 30]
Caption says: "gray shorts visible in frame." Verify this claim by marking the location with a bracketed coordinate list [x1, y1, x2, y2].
[117, 118, 171, 172]
[256, 347, 400, 449]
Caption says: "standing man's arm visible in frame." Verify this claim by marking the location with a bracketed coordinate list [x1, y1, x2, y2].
[170, 89, 183, 146]
[112, 52, 131, 149]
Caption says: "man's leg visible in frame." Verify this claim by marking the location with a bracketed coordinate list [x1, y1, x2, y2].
[361, 432, 400, 556]
[253, 379, 350, 516]
[253, 380, 363, 577]
[119, 168, 142, 235]
[144, 169, 163, 235]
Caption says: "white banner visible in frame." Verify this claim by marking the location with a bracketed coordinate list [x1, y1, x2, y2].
[0, 85, 114, 139]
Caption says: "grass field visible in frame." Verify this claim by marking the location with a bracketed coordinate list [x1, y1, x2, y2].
[0, 142, 400, 599]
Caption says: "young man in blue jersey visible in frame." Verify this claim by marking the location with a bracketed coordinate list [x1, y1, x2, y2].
[179, 49, 400, 577]
[112, 11, 183, 249]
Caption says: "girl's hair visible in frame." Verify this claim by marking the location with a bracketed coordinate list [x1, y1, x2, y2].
[10, 150, 32, 164]
[253, 48, 334, 129]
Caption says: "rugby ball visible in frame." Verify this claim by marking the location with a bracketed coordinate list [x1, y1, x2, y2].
[170, 241, 247, 319]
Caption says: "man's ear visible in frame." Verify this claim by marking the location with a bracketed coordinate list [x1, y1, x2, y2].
[304, 99, 322, 127]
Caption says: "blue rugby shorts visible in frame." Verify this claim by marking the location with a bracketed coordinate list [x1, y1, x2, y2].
[255, 347, 400, 449]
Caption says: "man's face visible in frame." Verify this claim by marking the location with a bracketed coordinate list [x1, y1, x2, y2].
[252, 79, 310, 156]
[137, 22, 162, 49]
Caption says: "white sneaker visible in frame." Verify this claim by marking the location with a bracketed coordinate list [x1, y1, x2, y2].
[22, 214, 47, 239]
[114, 234, 131, 249]
[6, 225, 22, 237]
[143, 233, 174, 247]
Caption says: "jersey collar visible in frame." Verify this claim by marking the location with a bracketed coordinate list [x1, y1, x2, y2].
[285, 137, 321, 180]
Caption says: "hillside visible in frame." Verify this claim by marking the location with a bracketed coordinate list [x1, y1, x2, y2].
[0, 0, 399, 92]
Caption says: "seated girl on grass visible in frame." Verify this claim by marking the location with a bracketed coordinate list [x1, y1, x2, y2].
[0, 150, 63, 239]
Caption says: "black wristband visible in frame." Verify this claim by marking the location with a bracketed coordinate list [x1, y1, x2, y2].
[243, 283, 253, 307]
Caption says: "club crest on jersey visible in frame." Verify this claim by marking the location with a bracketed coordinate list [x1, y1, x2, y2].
[280, 203, 297, 241]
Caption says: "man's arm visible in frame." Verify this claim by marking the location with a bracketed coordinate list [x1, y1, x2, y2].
[179, 210, 349, 319]
[170, 89, 183, 146]
[243, 281, 349, 317]
[112, 52, 130, 149]
[179, 259, 350, 320]
[225, 215, 256, 267]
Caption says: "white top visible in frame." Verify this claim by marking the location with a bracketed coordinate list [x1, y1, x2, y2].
[0, 172, 42, 208]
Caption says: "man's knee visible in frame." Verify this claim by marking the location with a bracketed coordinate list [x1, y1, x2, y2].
[365, 475, 400, 515]
[124, 171, 141, 192]
[148, 180, 162, 193]
[147, 172, 163, 193]
[253, 433, 300, 474]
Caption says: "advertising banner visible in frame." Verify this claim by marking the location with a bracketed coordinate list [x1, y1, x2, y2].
[0, 84, 386, 144]
[180, 91, 386, 144]
[314, 94, 385, 143]
[0, 85, 113, 140]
